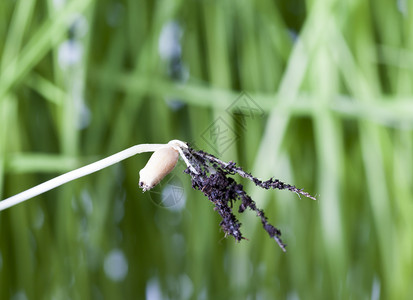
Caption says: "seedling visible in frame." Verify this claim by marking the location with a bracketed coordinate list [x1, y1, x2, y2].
[0, 139, 315, 251]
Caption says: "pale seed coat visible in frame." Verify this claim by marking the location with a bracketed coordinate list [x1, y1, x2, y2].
[139, 146, 179, 191]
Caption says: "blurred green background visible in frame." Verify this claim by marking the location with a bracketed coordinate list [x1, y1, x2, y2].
[1, 0, 412, 299]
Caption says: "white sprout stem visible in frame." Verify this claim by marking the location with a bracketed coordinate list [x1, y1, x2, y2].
[0, 143, 167, 211]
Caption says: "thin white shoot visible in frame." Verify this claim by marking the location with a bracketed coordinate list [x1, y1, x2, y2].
[0, 141, 192, 211]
